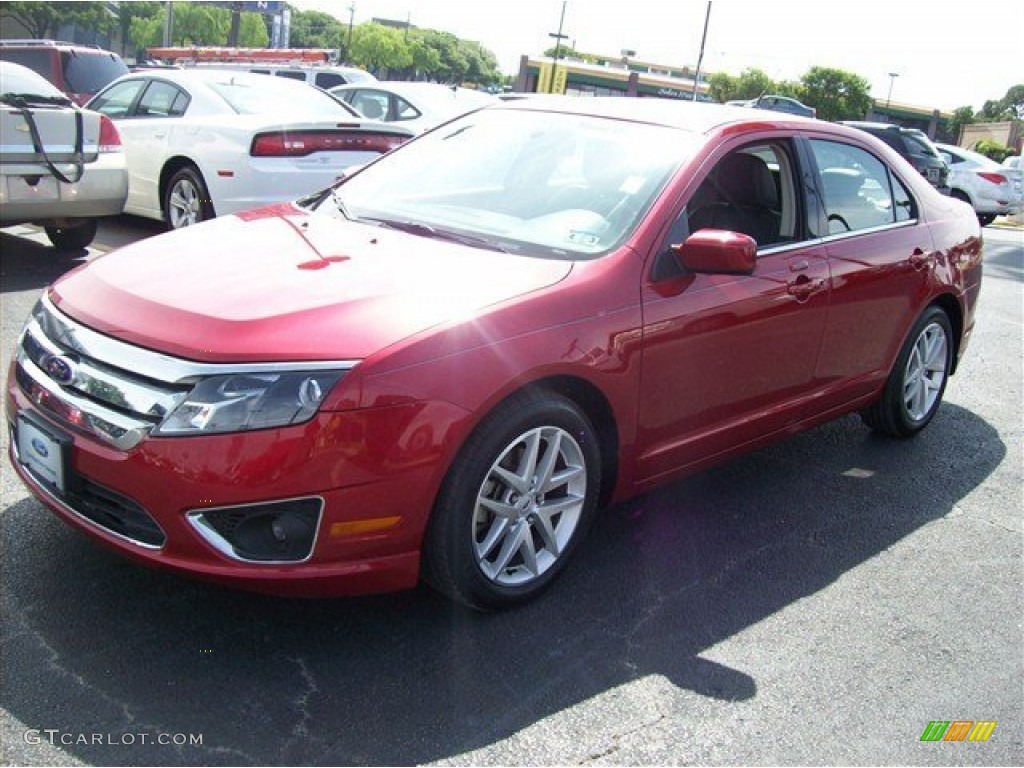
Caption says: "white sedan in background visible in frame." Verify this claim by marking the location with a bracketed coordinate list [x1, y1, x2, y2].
[329, 81, 496, 134]
[935, 142, 1024, 226]
[85, 69, 414, 229]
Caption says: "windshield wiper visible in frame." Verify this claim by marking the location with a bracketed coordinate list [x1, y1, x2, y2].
[298, 186, 354, 220]
[362, 217, 508, 252]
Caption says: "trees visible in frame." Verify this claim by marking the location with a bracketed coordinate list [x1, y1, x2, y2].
[798, 66, 872, 122]
[127, 5, 268, 53]
[0, 1, 115, 39]
[289, 9, 345, 50]
[707, 67, 775, 102]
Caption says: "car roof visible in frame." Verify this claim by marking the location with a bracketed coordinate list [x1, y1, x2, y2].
[489, 95, 820, 134]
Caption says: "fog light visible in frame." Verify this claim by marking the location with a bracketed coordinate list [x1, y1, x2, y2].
[188, 498, 322, 563]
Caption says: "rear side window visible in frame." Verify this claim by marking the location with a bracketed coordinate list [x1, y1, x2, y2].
[0, 49, 55, 81]
[137, 80, 189, 117]
[811, 139, 916, 233]
[902, 133, 940, 160]
[315, 72, 347, 89]
[61, 51, 128, 94]
[274, 70, 306, 82]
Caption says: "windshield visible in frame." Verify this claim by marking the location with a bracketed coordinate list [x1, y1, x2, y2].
[205, 75, 355, 117]
[317, 108, 694, 259]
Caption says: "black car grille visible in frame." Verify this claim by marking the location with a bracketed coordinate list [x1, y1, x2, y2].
[64, 478, 166, 547]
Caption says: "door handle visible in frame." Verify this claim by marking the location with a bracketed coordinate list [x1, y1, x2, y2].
[788, 277, 825, 300]
[789, 259, 810, 272]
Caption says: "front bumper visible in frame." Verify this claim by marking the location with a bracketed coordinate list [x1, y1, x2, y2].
[6, 377, 464, 598]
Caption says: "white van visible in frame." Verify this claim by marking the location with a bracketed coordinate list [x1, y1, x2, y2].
[191, 62, 376, 90]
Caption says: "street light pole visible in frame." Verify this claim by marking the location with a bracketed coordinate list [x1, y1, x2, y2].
[692, 1, 712, 101]
[344, 3, 356, 63]
[549, 1, 568, 63]
[886, 72, 899, 109]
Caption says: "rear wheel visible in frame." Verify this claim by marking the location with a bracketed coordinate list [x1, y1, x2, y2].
[164, 165, 214, 230]
[977, 214, 996, 226]
[861, 306, 953, 438]
[44, 219, 97, 251]
[423, 391, 601, 610]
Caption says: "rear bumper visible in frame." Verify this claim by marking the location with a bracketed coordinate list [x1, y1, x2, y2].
[0, 156, 128, 225]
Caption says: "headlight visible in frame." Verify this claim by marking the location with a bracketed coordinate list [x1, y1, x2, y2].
[154, 371, 344, 436]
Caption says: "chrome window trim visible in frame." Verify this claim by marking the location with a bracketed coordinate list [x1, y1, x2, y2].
[186, 496, 325, 565]
[818, 218, 919, 245]
[36, 294, 360, 384]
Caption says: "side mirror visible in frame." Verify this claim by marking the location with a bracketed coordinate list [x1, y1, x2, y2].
[672, 229, 757, 275]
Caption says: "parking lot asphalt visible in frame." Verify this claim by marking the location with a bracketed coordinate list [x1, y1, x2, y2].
[0, 220, 1021, 766]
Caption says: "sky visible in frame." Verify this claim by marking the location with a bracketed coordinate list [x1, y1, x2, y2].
[289, 0, 1023, 112]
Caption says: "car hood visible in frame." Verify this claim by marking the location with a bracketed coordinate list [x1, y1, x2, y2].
[50, 205, 573, 362]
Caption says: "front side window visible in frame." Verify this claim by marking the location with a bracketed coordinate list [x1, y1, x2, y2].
[810, 139, 915, 233]
[89, 79, 146, 118]
[686, 141, 800, 248]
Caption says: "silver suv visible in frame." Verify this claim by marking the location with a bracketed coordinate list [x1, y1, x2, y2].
[0, 61, 128, 250]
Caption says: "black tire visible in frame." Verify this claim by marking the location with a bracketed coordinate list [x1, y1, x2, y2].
[44, 219, 98, 251]
[422, 391, 602, 610]
[978, 214, 996, 226]
[163, 165, 214, 230]
[861, 306, 953, 438]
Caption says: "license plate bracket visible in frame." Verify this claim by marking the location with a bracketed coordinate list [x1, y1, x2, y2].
[16, 414, 71, 497]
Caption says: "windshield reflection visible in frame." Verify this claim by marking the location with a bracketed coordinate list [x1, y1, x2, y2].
[317, 108, 695, 259]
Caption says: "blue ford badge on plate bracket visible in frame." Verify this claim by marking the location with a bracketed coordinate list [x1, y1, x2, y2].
[41, 354, 78, 386]
[31, 437, 49, 458]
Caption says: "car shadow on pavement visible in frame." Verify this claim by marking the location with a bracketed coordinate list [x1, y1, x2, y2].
[0, 233, 91, 294]
[0, 405, 1005, 766]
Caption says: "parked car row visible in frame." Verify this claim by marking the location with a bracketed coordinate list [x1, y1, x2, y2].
[84, 67, 413, 229]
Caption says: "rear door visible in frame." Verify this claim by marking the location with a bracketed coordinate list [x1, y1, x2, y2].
[804, 134, 935, 408]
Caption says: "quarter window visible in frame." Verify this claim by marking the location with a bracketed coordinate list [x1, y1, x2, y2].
[810, 140, 915, 234]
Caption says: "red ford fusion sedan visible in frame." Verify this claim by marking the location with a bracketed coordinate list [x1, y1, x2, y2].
[7, 97, 983, 609]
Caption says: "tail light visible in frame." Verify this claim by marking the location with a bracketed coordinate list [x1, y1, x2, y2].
[98, 116, 123, 153]
[976, 171, 1007, 185]
[250, 130, 408, 157]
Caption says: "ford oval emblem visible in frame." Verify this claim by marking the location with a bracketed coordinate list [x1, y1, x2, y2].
[42, 355, 78, 386]
[31, 437, 49, 458]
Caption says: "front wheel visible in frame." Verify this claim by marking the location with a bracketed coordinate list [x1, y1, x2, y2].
[423, 391, 601, 610]
[861, 306, 953, 438]
[978, 214, 996, 226]
[164, 165, 214, 230]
